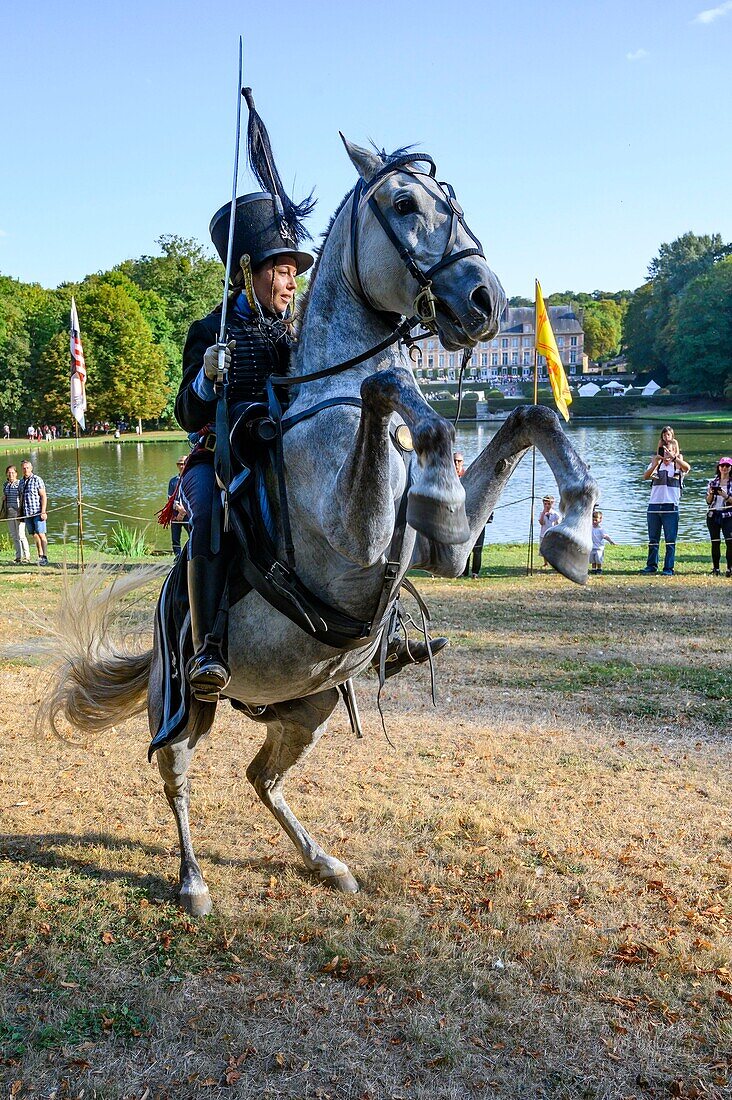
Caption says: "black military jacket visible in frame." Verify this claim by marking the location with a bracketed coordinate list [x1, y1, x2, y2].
[175, 297, 292, 434]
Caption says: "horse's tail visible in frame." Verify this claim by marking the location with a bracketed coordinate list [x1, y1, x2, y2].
[35, 565, 167, 739]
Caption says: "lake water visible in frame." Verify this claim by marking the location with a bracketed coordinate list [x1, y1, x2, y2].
[9, 421, 731, 553]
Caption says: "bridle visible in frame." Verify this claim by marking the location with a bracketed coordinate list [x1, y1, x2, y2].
[346, 152, 486, 332]
[270, 153, 486, 389]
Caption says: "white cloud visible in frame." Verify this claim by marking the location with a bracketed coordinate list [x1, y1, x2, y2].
[0, 229, 7, 237]
[626, 48, 648, 61]
[694, 1, 732, 23]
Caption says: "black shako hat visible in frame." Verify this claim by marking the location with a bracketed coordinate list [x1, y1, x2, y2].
[209, 193, 314, 277]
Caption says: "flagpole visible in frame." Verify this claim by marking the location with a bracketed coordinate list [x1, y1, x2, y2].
[527, 282, 539, 576]
[529, 280, 573, 577]
[74, 420, 84, 571]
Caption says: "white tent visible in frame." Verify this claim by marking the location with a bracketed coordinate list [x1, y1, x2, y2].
[578, 382, 601, 397]
[602, 380, 626, 391]
[642, 379, 661, 396]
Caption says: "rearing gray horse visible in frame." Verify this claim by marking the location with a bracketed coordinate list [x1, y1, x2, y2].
[43, 139, 597, 915]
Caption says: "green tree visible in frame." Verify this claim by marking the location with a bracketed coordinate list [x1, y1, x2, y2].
[667, 257, 732, 396]
[582, 300, 624, 361]
[116, 235, 221, 421]
[648, 232, 729, 297]
[83, 270, 179, 421]
[21, 284, 71, 422]
[623, 282, 663, 376]
[34, 331, 74, 424]
[624, 233, 731, 378]
[117, 234, 221, 349]
[77, 282, 169, 423]
[0, 277, 30, 425]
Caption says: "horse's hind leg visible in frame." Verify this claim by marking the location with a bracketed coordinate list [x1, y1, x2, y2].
[154, 700, 217, 917]
[246, 689, 358, 892]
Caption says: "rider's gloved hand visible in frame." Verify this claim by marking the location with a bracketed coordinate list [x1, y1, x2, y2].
[202, 340, 235, 381]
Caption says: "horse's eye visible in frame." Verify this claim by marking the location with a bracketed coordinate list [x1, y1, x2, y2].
[394, 196, 417, 216]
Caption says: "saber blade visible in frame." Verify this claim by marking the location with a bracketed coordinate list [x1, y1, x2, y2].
[218, 35, 244, 351]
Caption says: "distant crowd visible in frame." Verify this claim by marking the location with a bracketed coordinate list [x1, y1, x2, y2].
[2, 420, 137, 442]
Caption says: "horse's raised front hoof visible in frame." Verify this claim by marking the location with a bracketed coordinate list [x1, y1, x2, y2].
[543, 527, 589, 585]
[407, 493, 470, 545]
[179, 887, 213, 918]
[320, 869, 360, 893]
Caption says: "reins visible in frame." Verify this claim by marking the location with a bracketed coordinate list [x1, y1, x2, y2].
[269, 315, 415, 387]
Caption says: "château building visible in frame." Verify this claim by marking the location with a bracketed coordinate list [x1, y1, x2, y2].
[414, 304, 585, 388]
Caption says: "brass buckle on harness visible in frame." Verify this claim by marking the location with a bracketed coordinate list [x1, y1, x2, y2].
[203, 432, 217, 451]
[413, 282, 438, 330]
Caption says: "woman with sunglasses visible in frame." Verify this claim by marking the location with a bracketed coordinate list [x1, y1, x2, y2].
[705, 456, 732, 576]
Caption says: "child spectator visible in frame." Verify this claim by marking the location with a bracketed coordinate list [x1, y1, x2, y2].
[589, 509, 616, 574]
[538, 494, 561, 568]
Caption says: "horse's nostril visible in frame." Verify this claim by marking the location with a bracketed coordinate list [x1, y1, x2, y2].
[471, 284, 497, 322]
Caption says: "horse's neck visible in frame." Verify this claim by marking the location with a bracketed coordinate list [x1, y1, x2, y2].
[291, 208, 403, 401]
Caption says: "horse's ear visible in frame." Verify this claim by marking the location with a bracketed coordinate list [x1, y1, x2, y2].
[339, 133, 382, 183]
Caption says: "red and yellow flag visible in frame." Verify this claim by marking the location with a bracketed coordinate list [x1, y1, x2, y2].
[535, 279, 572, 423]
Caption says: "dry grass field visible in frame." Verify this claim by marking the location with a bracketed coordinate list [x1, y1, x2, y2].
[0, 552, 731, 1100]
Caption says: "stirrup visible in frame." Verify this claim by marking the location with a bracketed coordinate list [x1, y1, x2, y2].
[187, 652, 231, 702]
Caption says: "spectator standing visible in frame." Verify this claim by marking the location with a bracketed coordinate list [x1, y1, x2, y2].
[640, 438, 690, 576]
[168, 456, 190, 561]
[18, 459, 49, 565]
[3, 423, 10, 440]
[1, 465, 31, 563]
[538, 494, 561, 567]
[589, 509, 616, 574]
[26, 425, 35, 443]
[453, 451, 492, 577]
[705, 456, 732, 577]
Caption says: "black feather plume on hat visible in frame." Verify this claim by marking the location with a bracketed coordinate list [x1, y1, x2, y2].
[242, 87, 316, 246]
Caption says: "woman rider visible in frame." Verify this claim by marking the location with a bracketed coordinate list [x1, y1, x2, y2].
[176, 196, 447, 702]
[175, 192, 313, 701]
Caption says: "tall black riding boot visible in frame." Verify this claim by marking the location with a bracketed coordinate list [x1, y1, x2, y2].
[186, 554, 231, 702]
[375, 633, 450, 679]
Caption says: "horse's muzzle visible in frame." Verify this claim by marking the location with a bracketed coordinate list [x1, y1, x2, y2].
[470, 280, 506, 340]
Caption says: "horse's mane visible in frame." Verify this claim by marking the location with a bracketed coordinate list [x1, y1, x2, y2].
[296, 145, 419, 331]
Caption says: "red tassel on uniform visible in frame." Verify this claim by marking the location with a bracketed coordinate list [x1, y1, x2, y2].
[157, 493, 177, 529]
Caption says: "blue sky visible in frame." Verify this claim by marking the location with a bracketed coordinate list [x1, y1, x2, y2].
[1, 0, 730, 299]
